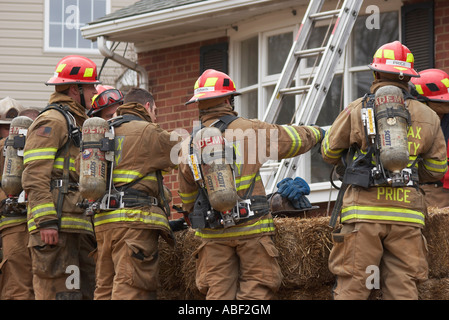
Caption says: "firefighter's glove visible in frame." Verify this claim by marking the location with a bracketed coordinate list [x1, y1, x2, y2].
[277, 177, 310, 202]
[169, 217, 188, 232]
[291, 195, 312, 209]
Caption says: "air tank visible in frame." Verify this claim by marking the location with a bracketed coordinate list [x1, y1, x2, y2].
[375, 85, 410, 176]
[194, 126, 238, 213]
[79, 117, 109, 201]
[2, 116, 33, 196]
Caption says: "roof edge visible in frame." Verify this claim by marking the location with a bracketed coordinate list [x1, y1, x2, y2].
[81, 0, 273, 40]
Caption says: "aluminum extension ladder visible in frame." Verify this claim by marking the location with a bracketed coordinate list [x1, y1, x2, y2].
[262, 0, 363, 194]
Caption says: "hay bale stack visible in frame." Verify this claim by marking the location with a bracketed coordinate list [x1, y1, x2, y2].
[423, 207, 449, 278]
[158, 228, 203, 300]
[158, 208, 449, 300]
[418, 278, 449, 300]
[273, 216, 334, 288]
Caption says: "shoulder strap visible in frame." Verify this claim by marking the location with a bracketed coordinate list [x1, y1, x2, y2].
[108, 114, 143, 128]
[41, 103, 81, 147]
[109, 114, 150, 192]
[210, 114, 239, 132]
[40, 104, 78, 229]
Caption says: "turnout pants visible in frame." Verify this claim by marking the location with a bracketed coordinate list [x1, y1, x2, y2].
[0, 224, 34, 300]
[28, 232, 96, 300]
[329, 222, 428, 300]
[94, 227, 160, 300]
[193, 235, 283, 300]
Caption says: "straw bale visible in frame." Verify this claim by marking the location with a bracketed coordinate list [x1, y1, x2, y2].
[158, 209, 449, 300]
[418, 278, 449, 300]
[423, 208, 449, 278]
[273, 216, 334, 288]
[275, 284, 334, 300]
[158, 228, 203, 300]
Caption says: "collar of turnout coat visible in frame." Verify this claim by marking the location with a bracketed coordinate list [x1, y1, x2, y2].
[199, 103, 238, 123]
[116, 102, 153, 123]
[370, 79, 409, 94]
[48, 92, 89, 125]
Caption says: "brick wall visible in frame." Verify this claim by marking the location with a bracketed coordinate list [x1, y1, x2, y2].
[138, 37, 228, 219]
[435, 0, 449, 73]
[138, 1, 449, 220]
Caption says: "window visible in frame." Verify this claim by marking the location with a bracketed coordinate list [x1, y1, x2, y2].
[45, 0, 109, 52]
[236, 29, 294, 121]
[231, 10, 400, 198]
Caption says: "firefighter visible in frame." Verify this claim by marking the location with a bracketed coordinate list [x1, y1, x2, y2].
[22, 55, 99, 300]
[322, 41, 447, 299]
[88, 85, 124, 120]
[177, 69, 325, 300]
[0, 97, 24, 139]
[92, 87, 181, 300]
[410, 69, 449, 208]
[18, 107, 41, 120]
[0, 97, 35, 300]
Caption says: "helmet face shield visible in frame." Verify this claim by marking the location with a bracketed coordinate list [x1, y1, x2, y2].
[88, 88, 124, 116]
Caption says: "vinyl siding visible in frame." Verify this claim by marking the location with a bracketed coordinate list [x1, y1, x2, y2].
[0, 0, 136, 109]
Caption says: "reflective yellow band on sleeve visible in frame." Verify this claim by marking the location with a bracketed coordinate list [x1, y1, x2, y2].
[281, 125, 301, 158]
[23, 148, 58, 164]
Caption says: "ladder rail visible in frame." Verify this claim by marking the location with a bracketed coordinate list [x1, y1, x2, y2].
[263, 0, 363, 194]
[262, 0, 326, 124]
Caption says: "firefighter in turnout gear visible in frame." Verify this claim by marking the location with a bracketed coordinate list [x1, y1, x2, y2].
[177, 69, 325, 299]
[22, 55, 99, 300]
[88, 85, 124, 120]
[322, 41, 447, 300]
[92, 87, 181, 300]
[0, 98, 35, 299]
[410, 68, 449, 208]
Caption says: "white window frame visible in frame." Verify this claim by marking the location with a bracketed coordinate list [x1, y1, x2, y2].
[44, 0, 110, 54]
[230, 9, 402, 202]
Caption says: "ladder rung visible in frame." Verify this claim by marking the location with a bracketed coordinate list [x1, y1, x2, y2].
[294, 47, 326, 58]
[279, 85, 311, 95]
[309, 9, 341, 21]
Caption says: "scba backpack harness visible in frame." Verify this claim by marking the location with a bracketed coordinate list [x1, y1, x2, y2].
[188, 115, 269, 229]
[78, 114, 170, 217]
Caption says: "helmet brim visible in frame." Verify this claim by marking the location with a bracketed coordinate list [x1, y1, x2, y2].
[369, 64, 419, 78]
[46, 78, 102, 85]
[426, 93, 449, 103]
[185, 91, 241, 105]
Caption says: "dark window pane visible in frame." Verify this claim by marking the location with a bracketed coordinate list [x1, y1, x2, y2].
[49, 25, 62, 47]
[238, 91, 258, 119]
[240, 37, 258, 87]
[267, 32, 293, 75]
[316, 74, 343, 126]
[352, 11, 399, 67]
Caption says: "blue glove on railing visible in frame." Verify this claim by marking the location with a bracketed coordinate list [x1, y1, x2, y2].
[277, 177, 312, 210]
[276, 177, 310, 201]
[291, 195, 312, 209]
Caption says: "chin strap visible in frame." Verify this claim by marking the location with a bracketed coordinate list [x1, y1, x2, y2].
[77, 84, 86, 108]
